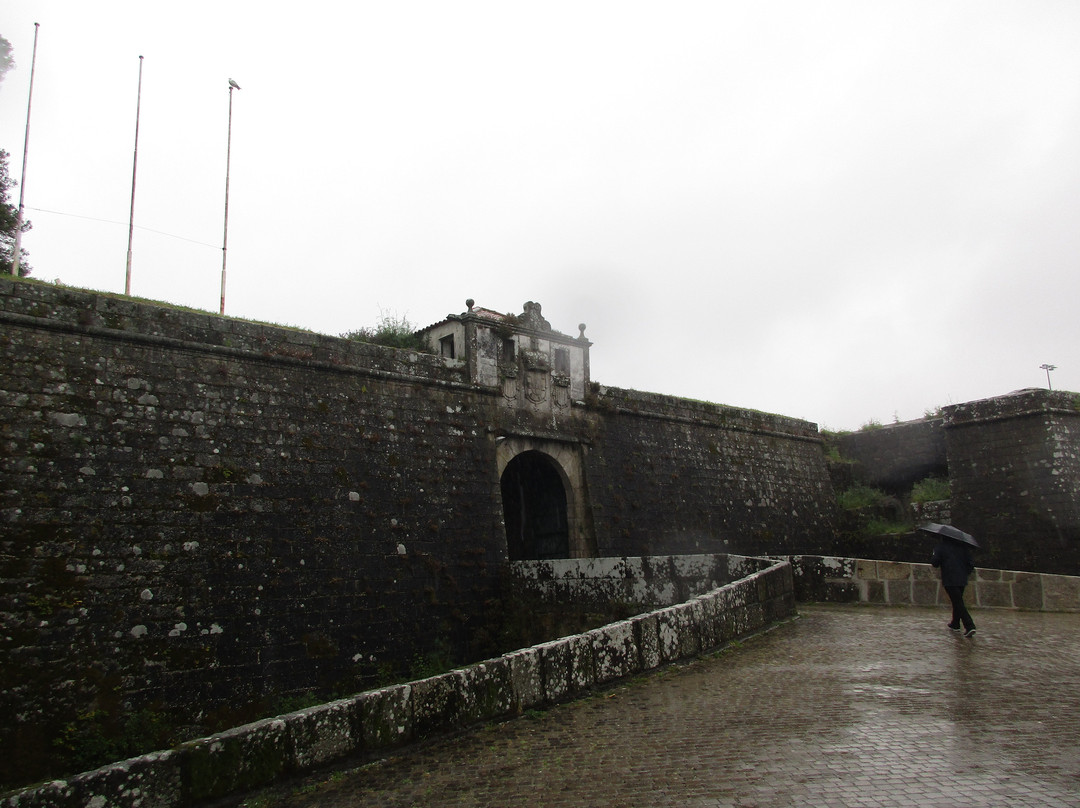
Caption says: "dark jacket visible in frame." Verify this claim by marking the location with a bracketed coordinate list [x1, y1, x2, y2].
[931, 539, 975, 587]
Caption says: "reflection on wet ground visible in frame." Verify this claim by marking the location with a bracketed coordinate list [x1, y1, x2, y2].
[240, 604, 1080, 807]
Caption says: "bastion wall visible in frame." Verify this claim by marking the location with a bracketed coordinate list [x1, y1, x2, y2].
[0, 278, 836, 788]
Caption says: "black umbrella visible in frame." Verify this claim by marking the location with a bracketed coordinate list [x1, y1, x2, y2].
[918, 522, 979, 548]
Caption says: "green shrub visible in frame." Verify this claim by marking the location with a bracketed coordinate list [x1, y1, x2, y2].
[341, 311, 432, 353]
[912, 476, 951, 503]
[865, 518, 909, 535]
[838, 485, 891, 510]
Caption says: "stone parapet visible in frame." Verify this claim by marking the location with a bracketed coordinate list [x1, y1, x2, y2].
[785, 555, 1080, 612]
[1, 557, 794, 808]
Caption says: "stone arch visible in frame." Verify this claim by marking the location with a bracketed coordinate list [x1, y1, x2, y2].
[496, 437, 596, 560]
[501, 451, 568, 560]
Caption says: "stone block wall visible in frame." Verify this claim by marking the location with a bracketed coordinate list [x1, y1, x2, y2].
[0, 278, 836, 789]
[0, 280, 510, 786]
[583, 389, 837, 558]
[944, 390, 1080, 573]
[786, 555, 1080, 612]
[836, 417, 947, 493]
[510, 553, 777, 611]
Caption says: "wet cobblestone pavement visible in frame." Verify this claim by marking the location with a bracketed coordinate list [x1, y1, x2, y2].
[238, 604, 1080, 807]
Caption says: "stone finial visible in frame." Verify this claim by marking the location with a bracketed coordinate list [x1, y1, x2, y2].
[520, 301, 551, 331]
[466, 298, 475, 312]
[578, 323, 587, 338]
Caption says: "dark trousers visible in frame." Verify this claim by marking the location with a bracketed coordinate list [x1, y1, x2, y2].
[945, 585, 975, 632]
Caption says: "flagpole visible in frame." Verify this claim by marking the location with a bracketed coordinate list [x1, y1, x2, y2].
[12, 22, 40, 277]
[220, 79, 240, 315]
[125, 55, 144, 295]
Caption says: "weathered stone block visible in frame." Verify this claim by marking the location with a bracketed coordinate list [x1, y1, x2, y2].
[507, 647, 543, 710]
[912, 579, 941, 606]
[588, 619, 639, 684]
[742, 602, 765, 634]
[411, 671, 470, 739]
[1012, 573, 1044, 611]
[728, 578, 752, 608]
[0, 779, 79, 808]
[911, 563, 939, 581]
[0, 750, 185, 808]
[356, 684, 412, 750]
[818, 555, 857, 578]
[695, 594, 719, 650]
[678, 600, 703, 657]
[864, 580, 886, 604]
[287, 698, 359, 771]
[460, 659, 513, 722]
[856, 559, 878, 579]
[1043, 574, 1080, 612]
[755, 572, 770, 603]
[974, 581, 1013, 609]
[877, 561, 912, 581]
[181, 718, 289, 802]
[655, 607, 682, 662]
[565, 633, 596, 695]
[536, 639, 572, 702]
[886, 579, 912, 605]
[631, 612, 662, 670]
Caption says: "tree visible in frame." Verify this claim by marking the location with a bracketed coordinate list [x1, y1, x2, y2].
[0, 148, 32, 276]
[0, 35, 14, 86]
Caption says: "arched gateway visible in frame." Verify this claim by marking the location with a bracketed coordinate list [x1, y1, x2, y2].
[495, 437, 596, 560]
[501, 450, 569, 560]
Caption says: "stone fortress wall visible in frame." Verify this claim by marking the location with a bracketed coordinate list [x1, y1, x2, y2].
[0, 278, 837, 787]
[836, 390, 1080, 575]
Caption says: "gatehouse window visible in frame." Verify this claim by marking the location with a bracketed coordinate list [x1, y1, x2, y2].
[554, 347, 570, 375]
[439, 335, 455, 359]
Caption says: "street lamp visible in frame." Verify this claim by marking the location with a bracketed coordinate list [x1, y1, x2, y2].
[220, 78, 241, 315]
[1040, 364, 1057, 391]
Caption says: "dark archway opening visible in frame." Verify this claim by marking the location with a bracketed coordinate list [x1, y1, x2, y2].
[501, 450, 570, 560]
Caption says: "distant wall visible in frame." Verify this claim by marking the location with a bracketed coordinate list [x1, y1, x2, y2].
[836, 418, 947, 493]
[786, 555, 1080, 612]
[831, 390, 1080, 575]
[945, 390, 1080, 573]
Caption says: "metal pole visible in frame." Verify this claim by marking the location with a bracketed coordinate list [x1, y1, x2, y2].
[1040, 363, 1056, 391]
[12, 22, 40, 277]
[125, 55, 144, 295]
[220, 80, 238, 315]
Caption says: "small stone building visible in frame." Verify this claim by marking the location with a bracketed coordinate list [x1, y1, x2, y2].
[418, 300, 594, 560]
[417, 299, 592, 413]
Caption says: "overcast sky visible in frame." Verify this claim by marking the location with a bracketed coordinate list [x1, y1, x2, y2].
[1, 1, 1077, 431]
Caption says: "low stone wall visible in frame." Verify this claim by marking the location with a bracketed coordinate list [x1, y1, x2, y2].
[787, 555, 1080, 612]
[510, 553, 776, 610]
[2, 557, 794, 808]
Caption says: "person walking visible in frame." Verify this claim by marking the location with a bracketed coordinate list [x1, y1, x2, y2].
[931, 534, 977, 637]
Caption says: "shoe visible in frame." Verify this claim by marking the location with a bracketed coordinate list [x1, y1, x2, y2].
[964, 628, 976, 638]
[948, 624, 961, 632]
